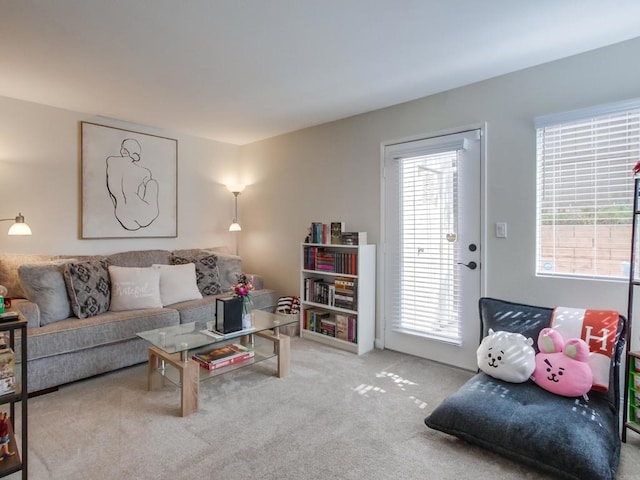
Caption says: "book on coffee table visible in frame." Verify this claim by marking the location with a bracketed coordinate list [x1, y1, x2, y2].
[192, 343, 254, 370]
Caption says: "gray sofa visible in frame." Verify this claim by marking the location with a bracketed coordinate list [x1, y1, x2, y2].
[0, 247, 277, 392]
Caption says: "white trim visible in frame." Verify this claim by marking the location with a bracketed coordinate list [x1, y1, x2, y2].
[378, 122, 487, 352]
[535, 97, 640, 128]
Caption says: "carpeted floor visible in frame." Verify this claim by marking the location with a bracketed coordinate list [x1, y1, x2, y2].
[5, 337, 640, 479]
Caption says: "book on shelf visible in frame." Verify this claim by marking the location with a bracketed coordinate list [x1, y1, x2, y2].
[341, 231, 367, 245]
[335, 314, 358, 343]
[335, 314, 348, 341]
[331, 222, 345, 244]
[320, 318, 336, 337]
[304, 308, 330, 332]
[304, 246, 358, 275]
[333, 277, 357, 310]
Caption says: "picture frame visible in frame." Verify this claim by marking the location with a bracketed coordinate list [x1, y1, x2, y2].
[81, 122, 178, 238]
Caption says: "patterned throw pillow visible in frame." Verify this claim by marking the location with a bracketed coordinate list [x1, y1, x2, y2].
[171, 254, 221, 296]
[63, 260, 111, 318]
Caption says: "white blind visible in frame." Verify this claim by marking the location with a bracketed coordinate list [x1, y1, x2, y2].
[536, 105, 640, 279]
[391, 150, 461, 343]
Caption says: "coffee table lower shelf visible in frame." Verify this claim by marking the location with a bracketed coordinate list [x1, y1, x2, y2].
[147, 330, 290, 416]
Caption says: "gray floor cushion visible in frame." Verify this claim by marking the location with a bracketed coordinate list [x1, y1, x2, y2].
[425, 297, 626, 480]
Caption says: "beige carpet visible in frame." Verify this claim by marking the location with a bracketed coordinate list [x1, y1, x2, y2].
[6, 337, 640, 479]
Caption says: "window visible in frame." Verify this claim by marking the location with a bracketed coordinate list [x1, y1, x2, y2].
[536, 99, 640, 279]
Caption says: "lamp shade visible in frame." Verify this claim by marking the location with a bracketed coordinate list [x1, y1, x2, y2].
[4, 213, 32, 235]
[229, 222, 242, 232]
[8, 222, 32, 235]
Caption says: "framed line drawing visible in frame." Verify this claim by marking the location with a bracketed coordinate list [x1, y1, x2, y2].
[81, 122, 178, 238]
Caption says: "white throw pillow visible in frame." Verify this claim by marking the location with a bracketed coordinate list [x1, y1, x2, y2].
[108, 266, 163, 311]
[152, 263, 202, 306]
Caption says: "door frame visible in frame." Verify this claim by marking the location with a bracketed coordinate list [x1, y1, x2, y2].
[377, 123, 488, 364]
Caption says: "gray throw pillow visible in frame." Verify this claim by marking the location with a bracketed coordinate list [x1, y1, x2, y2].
[18, 261, 74, 326]
[63, 260, 111, 318]
[171, 253, 221, 296]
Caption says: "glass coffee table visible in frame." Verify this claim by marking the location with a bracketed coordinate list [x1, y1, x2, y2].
[137, 309, 297, 416]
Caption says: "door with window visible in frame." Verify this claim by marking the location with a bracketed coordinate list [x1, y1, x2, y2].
[382, 129, 483, 370]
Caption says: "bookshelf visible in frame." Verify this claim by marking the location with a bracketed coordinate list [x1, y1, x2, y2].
[0, 318, 27, 479]
[300, 243, 375, 354]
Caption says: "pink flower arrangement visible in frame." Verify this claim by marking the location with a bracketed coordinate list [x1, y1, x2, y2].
[232, 273, 254, 312]
[232, 273, 254, 297]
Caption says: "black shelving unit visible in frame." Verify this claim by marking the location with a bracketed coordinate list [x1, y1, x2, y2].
[623, 177, 640, 442]
[0, 317, 27, 479]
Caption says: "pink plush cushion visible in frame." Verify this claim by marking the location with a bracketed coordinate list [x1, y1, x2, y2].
[532, 328, 593, 397]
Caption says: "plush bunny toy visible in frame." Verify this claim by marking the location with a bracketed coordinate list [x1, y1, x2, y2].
[532, 328, 593, 397]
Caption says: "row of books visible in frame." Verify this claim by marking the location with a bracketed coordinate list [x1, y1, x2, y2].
[304, 277, 357, 311]
[308, 222, 367, 245]
[303, 309, 357, 343]
[334, 277, 357, 310]
[303, 247, 358, 274]
[192, 343, 254, 371]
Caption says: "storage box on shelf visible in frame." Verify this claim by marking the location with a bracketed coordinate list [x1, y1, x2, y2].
[626, 351, 640, 434]
[300, 243, 375, 354]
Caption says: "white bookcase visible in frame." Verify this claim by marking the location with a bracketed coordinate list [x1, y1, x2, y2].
[300, 243, 375, 354]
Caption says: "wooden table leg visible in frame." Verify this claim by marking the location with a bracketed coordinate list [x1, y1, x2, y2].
[256, 331, 290, 378]
[148, 345, 200, 416]
[276, 334, 290, 378]
[180, 359, 199, 417]
[148, 347, 163, 391]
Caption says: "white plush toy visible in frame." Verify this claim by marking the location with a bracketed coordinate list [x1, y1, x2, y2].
[476, 329, 536, 383]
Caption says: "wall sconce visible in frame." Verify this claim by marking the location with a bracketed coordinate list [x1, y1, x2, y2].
[227, 185, 245, 232]
[0, 212, 32, 236]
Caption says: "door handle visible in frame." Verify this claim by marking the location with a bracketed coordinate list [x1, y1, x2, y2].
[457, 261, 478, 270]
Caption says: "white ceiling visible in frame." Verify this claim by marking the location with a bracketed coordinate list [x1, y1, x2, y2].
[2, 1, 640, 145]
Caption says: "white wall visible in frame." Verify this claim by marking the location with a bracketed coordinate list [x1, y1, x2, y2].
[2, 38, 640, 347]
[0, 96, 241, 255]
[239, 37, 640, 346]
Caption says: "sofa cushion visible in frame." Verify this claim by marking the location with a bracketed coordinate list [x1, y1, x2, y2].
[0, 253, 57, 299]
[24, 307, 180, 361]
[18, 261, 74, 326]
[106, 249, 171, 267]
[215, 253, 243, 293]
[108, 266, 163, 311]
[171, 253, 221, 296]
[425, 372, 622, 480]
[171, 249, 241, 293]
[63, 260, 111, 318]
[152, 263, 202, 306]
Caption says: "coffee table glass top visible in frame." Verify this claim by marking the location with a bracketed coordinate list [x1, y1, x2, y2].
[136, 309, 297, 355]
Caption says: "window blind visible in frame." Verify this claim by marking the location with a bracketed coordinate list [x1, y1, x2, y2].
[536, 103, 640, 279]
[391, 150, 461, 343]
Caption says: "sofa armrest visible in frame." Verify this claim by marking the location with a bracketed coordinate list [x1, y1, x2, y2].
[10, 299, 41, 329]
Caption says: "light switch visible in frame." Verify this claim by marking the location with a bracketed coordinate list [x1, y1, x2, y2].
[496, 222, 507, 238]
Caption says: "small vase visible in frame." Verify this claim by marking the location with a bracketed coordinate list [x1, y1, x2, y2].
[242, 297, 253, 329]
